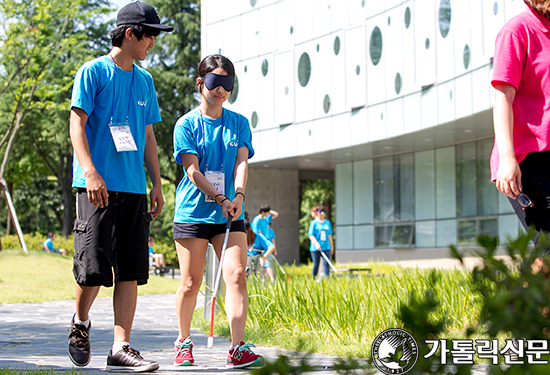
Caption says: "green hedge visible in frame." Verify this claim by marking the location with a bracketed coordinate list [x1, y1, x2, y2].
[1, 233, 74, 256]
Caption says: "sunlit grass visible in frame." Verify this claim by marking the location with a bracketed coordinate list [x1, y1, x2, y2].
[0, 249, 179, 303]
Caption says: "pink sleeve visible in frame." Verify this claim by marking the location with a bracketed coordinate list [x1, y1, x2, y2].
[491, 29, 526, 90]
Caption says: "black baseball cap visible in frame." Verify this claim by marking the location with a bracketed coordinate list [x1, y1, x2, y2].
[117, 1, 174, 32]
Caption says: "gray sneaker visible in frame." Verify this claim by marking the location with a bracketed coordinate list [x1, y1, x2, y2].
[68, 315, 91, 367]
[106, 345, 159, 373]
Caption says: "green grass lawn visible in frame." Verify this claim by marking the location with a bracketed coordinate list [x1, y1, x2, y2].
[0, 248, 179, 303]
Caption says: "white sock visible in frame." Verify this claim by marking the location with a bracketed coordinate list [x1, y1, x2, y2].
[74, 315, 90, 328]
[112, 342, 130, 355]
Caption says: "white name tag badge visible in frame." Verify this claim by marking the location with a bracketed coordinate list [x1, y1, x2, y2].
[205, 171, 225, 202]
[110, 124, 138, 152]
[320, 230, 327, 242]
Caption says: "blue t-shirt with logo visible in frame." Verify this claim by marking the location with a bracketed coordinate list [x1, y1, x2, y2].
[173, 108, 254, 224]
[71, 56, 162, 194]
[308, 219, 333, 252]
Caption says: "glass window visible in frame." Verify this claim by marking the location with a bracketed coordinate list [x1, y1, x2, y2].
[261, 59, 269, 76]
[336, 225, 354, 250]
[336, 163, 353, 225]
[416, 221, 436, 248]
[404, 7, 411, 29]
[251, 111, 258, 128]
[228, 75, 239, 104]
[456, 143, 477, 217]
[499, 214, 521, 246]
[334, 36, 341, 55]
[323, 94, 331, 114]
[437, 219, 457, 247]
[463, 44, 470, 70]
[397, 154, 415, 221]
[390, 224, 414, 247]
[439, 0, 451, 38]
[353, 159, 374, 225]
[415, 150, 436, 220]
[374, 157, 395, 223]
[395, 73, 402, 95]
[477, 140, 498, 215]
[375, 226, 392, 247]
[457, 219, 477, 246]
[354, 225, 374, 250]
[479, 218, 498, 238]
[436, 147, 457, 219]
[298, 52, 311, 87]
[369, 26, 383, 66]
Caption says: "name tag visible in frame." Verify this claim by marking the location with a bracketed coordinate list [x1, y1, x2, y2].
[205, 171, 225, 202]
[110, 124, 138, 152]
[320, 230, 327, 242]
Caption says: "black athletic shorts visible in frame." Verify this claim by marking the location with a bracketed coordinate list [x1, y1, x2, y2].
[73, 189, 151, 287]
[173, 220, 246, 241]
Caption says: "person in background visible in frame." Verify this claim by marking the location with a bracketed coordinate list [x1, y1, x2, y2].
[250, 204, 278, 274]
[43, 232, 67, 256]
[148, 237, 166, 268]
[308, 205, 334, 279]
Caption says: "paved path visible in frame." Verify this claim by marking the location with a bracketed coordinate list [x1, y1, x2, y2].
[0, 294, 342, 374]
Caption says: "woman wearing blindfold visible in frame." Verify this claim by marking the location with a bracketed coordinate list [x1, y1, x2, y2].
[171, 55, 264, 369]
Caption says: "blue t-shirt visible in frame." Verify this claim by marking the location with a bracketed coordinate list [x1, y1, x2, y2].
[308, 219, 333, 252]
[71, 56, 162, 194]
[173, 108, 254, 224]
[251, 215, 272, 251]
[43, 238, 54, 251]
[267, 227, 275, 242]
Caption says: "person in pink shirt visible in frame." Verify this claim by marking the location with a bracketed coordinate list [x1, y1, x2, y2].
[491, 0, 550, 248]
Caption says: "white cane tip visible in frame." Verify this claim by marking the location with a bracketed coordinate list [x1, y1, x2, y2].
[207, 336, 214, 348]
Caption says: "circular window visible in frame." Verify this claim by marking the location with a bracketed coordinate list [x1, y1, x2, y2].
[439, 0, 451, 38]
[284, 86, 289, 96]
[388, 16, 391, 26]
[425, 38, 430, 49]
[356, 65, 361, 75]
[251, 111, 258, 128]
[261, 59, 268, 76]
[250, 0, 257, 7]
[369, 26, 383, 66]
[404, 7, 411, 29]
[316, 44, 320, 52]
[323, 95, 331, 114]
[290, 26, 294, 34]
[244, 65, 248, 73]
[228, 75, 239, 104]
[334, 36, 341, 55]
[463, 44, 470, 70]
[298, 52, 311, 87]
[493, 1, 498, 15]
[395, 73, 402, 95]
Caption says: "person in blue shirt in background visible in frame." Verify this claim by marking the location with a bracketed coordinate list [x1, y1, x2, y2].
[171, 54, 264, 369]
[308, 205, 334, 279]
[43, 232, 66, 256]
[250, 204, 278, 276]
[262, 221, 278, 283]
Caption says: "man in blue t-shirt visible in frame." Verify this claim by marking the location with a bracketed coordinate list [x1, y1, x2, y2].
[67, 2, 172, 372]
[43, 232, 66, 256]
[249, 204, 278, 276]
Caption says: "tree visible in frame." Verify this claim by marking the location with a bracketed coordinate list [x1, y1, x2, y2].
[0, 0, 113, 237]
[146, 0, 201, 187]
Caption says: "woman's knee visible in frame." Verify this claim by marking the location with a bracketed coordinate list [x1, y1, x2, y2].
[178, 276, 202, 296]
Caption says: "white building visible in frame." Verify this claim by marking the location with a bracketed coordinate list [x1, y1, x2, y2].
[201, 0, 527, 264]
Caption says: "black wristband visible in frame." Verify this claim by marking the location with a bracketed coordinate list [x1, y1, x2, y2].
[219, 197, 230, 206]
[235, 192, 245, 201]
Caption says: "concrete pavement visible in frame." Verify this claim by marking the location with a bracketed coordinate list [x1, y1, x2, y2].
[0, 293, 342, 374]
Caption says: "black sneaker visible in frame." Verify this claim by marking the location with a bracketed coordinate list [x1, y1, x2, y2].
[106, 345, 159, 373]
[68, 315, 91, 367]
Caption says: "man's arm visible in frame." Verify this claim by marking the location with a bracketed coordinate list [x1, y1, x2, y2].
[69, 107, 109, 208]
[143, 124, 164, 219]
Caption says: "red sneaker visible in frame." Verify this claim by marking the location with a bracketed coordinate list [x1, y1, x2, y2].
[174, 337, 194, 366]
[226, 341, 265, 369]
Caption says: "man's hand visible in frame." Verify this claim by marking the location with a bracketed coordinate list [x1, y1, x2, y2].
[85, 169, 109, 208]
[149, 184, 164, 219]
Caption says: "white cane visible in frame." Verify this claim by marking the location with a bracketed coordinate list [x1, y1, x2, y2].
[319, 250, 338, 273]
